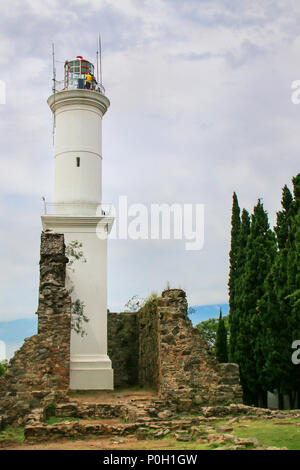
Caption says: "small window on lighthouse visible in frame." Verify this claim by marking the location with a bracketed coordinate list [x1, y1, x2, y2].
[76, 157, 80, 167]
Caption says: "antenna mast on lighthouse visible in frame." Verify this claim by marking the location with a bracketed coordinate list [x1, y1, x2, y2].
[51, 43, 56, 145]
[96, 48, 99, 85]
[99, 34, 103, 86]
[52, 43, 56, 94]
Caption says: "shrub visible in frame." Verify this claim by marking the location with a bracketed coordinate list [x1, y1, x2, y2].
[0, 361, 8, 377]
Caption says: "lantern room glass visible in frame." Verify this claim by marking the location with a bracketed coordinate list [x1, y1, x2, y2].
[64, 58, 95, 89]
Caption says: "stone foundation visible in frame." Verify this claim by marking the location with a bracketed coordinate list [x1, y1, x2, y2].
[23, 403, 300, 444]
[0, 232, 71, 425]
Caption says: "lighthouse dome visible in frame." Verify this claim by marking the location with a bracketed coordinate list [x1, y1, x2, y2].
[64, 56, 94, 90]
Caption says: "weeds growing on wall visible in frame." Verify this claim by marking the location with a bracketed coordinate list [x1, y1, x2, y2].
[0, 360, 8, 377]
[65, 241, 89, 337]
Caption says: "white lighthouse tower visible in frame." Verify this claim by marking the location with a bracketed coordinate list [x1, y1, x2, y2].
[42, 56, 114, 389]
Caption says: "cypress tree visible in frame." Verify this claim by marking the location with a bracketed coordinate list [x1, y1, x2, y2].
[228, 193, 241, 362]
[287, 175, 300, 308]
[258, 185, 294, 408]
[259, 175, 300, 408]
[230, 208, 250, 366]
[215, 309, 228, 363]
[286, 175, 300, 407]
[238, 200, 276, 406]
[228, 174, 300, 407]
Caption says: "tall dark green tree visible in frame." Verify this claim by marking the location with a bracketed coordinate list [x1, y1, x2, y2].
[288, 211, 300, 313]
[286, 175, 300, 407]
[229, 208, 250, 365]
[258, 185, 294, 408]
[237, 200, 276, 406]
[228, 174, 300, 407]
[259, 175, 300, 408]
[228, 193, 241, 362]
[287, 174, 300, 311]
[215, 309, 228, 363]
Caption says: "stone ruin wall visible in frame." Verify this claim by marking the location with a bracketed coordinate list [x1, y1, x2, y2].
[0, 232, 71, 425]
[154, 289, 242, 409]
[137, 298, 159, 389]
[0, 232, 242, 427]
[109, 289, 242, 410]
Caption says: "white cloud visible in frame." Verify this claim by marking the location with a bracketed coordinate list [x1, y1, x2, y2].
[0, 0, 299, 325]
[6, 342, 22, 360]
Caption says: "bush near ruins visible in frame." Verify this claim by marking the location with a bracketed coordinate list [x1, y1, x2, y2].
[0, 361, 7, 377]
[197, 315, 229, 354]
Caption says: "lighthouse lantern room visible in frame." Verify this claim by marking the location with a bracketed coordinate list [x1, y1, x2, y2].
[64, 56, 94, 89]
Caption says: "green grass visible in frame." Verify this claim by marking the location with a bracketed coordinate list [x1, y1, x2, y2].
[130, 417, 300, 450]
[0, 427, 25, 443]
[125, 437, 213, 450]
[231, 417, 300, 450]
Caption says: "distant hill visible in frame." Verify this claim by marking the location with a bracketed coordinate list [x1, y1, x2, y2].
[0, 304, 229, 359]
[188, 304, 229, 326]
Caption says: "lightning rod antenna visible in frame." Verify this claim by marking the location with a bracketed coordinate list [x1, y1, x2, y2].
[52, 43, 56, 146]
[96, 45, 99, 85]
[52, 43, 56, 93]
[99, 34, 103, 86]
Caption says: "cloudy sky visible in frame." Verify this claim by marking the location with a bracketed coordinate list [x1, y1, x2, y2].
[0, 0, 299, 322]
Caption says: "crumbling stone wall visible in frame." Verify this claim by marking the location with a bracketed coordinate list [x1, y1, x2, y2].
[107, 312, 139, 388]
[138, 299, 159, 389]
[0, 232, 71, 425]
[138, 289, 242, 410]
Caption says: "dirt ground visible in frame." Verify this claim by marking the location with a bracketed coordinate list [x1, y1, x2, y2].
[69, 389, 157, 404]
[0, 435, 161, 451]
[75, 418, 122, 425]
[0, 389, 160, 451]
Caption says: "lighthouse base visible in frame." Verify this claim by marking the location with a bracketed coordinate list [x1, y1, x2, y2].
[70, 354, 114, 390]
[41, 213, 115, 391]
